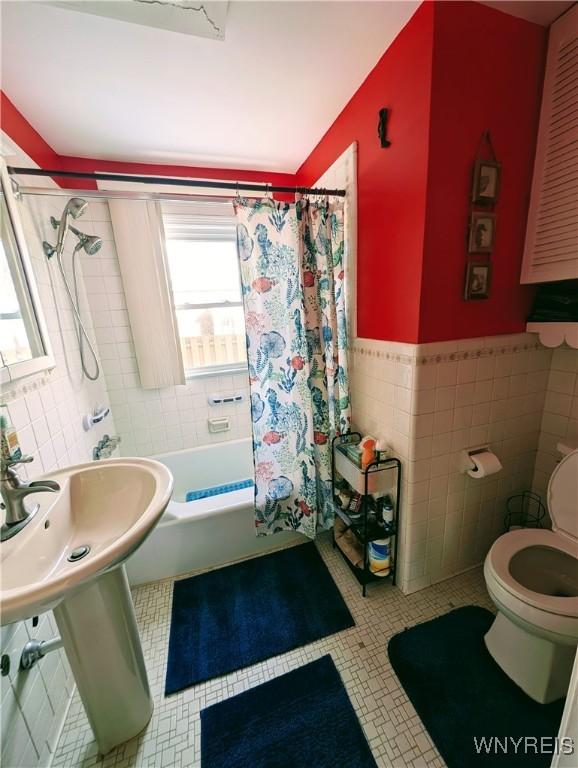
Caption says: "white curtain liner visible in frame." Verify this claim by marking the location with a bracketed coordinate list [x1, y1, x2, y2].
[104, 182, 185, 389]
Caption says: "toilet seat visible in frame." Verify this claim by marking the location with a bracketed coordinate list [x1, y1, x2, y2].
[487, 529, 578, 618]
[548, 448, 578, 542]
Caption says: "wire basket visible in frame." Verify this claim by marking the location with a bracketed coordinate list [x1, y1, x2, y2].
[504, 491, 546, 532]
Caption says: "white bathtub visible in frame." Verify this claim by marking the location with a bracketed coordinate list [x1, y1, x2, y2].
[126, 438, 303, 585]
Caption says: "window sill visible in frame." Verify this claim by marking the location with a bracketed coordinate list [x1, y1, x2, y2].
[184, 364, 248, 380]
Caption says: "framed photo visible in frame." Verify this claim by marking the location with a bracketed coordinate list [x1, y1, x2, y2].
[464, 260, 492, 300]
[468, 211, 496, 253]
[472, 159, 501, 205]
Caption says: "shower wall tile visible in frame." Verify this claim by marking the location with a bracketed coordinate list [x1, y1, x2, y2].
[350, 333, 552, 595]
[79, 201, 252, 458]
[2, 189, 113, 767]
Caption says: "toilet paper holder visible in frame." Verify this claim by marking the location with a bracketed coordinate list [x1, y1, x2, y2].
[460, 446, 501, 475]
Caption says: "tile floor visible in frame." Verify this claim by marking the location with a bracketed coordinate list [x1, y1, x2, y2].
[52, 534, 493, 768]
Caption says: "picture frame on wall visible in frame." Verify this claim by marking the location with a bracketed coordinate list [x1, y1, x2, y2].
[468, 211, 496, 253]
[472, 159, 501, 205]
[464, 260, 492, 300]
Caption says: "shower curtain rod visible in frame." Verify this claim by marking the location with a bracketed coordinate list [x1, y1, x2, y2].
[7, 166, 347, 197]
[9, 185, 243, 205]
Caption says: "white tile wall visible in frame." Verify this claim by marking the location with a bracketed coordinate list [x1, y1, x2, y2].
[1, 614, 75, 768]
[350, 333, 552, 594]
[1, 190, 115, 766]
[78, 200, 252, 458]
[533, 344, 578, 501]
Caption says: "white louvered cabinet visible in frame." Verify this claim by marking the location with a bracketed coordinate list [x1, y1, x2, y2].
[521, 4, 578, 284]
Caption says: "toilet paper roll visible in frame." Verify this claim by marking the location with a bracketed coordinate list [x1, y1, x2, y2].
[467, 450, 502, 478]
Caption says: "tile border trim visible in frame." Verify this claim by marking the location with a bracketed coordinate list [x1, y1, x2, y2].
[1, 371, 53, 403]
[350, 337, 544, 366]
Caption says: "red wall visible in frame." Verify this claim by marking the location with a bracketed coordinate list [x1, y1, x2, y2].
[2, 0, 547, 344]
[297, 2, 435, 343]
[298, 1, 546, 343]
[419, 1, 546, 342]
[56, 155, 297, 193]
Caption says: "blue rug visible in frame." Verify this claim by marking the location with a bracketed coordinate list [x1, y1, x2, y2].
[165, 543, 354, 694]
[185, 478, 253, 502]
[201, 655, 377, 768]
[388, 606, 565, 768]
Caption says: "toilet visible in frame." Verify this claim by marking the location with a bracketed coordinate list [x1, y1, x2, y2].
[483, 449, 578, 704]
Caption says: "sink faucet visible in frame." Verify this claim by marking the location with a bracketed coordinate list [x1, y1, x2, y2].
[1, 455, 60, 542]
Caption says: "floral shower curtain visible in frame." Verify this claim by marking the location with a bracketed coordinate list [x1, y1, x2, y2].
[235, 198, 350, 538]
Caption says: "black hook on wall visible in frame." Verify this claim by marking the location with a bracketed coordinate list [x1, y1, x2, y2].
[378, 108, 392, 148]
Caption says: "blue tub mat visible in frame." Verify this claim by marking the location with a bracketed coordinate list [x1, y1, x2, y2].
[185, 478, 253, 502]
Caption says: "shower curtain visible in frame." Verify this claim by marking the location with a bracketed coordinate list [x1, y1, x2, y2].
[235, 198, 350, 538]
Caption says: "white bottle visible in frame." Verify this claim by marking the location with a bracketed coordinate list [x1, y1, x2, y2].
[382, 495, 394, 525]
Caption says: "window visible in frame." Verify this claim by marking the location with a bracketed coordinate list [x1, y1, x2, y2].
[162, 203, 246, 377]
[0, 162, 54, 383]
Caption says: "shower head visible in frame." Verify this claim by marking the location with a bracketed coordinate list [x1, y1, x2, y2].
[64, 198, 88, 220]
[46, 215, 102, 257]
[69, 226, 103, 255]
[49, 203, 88, 232]
[79, 235, 103, 255]
[53, 198, 88, 256]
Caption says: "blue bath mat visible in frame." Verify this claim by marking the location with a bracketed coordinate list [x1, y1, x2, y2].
[201, 655, 377, 768]
[388, 606, 565, 768]
[165, 543, 354, 694]
[185, 478, 253, 502]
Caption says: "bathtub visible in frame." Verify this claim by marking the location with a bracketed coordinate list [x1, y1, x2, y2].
[126, 438, 303, 585]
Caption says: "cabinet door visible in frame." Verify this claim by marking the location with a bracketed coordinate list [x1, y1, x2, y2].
[521, 5, 578, 284]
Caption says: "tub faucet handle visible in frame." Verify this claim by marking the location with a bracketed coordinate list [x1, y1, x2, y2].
[93, 434, 122, 461]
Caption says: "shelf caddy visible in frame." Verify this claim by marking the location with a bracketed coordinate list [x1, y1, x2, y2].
[331, 432, 402, 596]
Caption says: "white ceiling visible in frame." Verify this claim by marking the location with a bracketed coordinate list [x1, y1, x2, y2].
[0, 1, 419, 173]
[1, 1, 572, 174]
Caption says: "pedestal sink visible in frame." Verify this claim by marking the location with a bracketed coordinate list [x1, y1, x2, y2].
[0, 458, 173, 754]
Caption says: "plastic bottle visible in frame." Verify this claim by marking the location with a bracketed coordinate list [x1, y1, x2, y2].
[0, 404, 22, 463]
[375, 440, 390, 462]
[382, 495, 394, 525]
[360, 436, 377, 469]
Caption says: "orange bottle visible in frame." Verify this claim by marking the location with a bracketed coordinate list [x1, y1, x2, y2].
[360, 436, 377, 469]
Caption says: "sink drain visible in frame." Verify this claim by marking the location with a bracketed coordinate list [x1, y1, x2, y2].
[68, 545, 90, 562]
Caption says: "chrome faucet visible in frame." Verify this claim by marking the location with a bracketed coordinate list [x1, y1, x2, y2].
[1, 455, 60, 542]
[93, 435, 121, 461]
